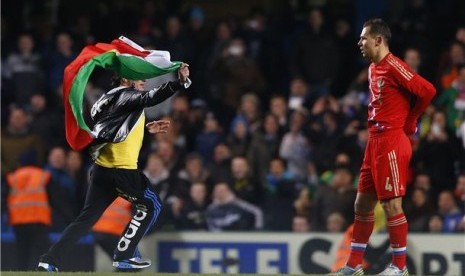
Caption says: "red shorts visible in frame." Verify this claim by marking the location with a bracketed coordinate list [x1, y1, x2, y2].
[358, 129, 412, 200]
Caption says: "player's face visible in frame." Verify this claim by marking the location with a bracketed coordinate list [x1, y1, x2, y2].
[358, 26, 377, 61]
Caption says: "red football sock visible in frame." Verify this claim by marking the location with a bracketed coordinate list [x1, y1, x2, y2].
[346, 211, 374, 268]
[387, 213, 408, 269]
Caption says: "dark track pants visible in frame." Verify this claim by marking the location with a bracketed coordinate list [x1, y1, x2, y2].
[40, 165, 162, 267]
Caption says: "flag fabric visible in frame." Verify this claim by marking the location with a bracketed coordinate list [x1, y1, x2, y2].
[63, 36, 182, 151]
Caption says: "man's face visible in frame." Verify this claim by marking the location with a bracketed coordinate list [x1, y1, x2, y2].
[358, 26, 377, 60]
[132, 80, 146, 91]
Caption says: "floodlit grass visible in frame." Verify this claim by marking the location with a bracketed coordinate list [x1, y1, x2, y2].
[0, 273, 316, 276]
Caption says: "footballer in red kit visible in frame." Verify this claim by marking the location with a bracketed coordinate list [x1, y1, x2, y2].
[334, 19, 435, 276]
[360, 52, 436, 200]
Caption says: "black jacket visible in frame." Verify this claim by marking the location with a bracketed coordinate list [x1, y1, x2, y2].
[91, 80, 188, 142]
[89, 79, 190, 158]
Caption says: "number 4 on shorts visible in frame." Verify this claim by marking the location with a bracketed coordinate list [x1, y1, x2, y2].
[385, 177, 393, 192]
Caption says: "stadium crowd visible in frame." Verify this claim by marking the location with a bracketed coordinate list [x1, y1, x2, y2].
[2, 0, 465, 238]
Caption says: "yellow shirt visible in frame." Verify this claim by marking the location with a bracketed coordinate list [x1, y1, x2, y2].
[95, 113, 145, 169]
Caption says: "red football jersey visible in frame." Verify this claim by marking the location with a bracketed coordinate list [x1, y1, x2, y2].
[367, 53, 435, 132]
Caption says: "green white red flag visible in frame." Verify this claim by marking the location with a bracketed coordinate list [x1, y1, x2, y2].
[63, 36, 182, 151]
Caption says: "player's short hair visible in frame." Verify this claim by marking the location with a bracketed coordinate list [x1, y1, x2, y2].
[363, 18, 392, 46]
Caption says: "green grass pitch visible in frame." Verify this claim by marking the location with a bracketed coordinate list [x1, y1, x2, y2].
[0, 273, 317, 276]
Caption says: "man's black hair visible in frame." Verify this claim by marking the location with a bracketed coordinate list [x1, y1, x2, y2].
[111, 73, 122, 87]
[363, 18, 392, 46]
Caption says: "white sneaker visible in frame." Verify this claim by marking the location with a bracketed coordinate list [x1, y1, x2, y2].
[333, 264, 364, 275]
[37, 262, 59, 272]
[112, 257, 151, 269]
[378, 263, 409, 275]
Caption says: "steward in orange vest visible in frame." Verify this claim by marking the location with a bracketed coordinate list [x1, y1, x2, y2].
[92, 197, 132, 262]
[93, 197, 132, 236]
[7, 166, 52, 226]
[6, 165, 53, 270]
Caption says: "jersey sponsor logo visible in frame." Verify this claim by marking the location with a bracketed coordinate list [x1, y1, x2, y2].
[117, 210, 147, 251]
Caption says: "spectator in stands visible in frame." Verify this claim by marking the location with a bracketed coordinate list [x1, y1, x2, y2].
[66, 151, 89, 211]
[302, 161, 320, 192]
[293, 188, 312, 223]
[332, 17, 359, 98]
[229, 156, 262, 205]
[233, 92, 262, 133]
[269, 95, 289, 130]
[428, 214, 444, 233]
[310, 108, 343, 175]
[168, 95, 191, 149]
[143, 152, 173, 202]
[177, 182, 209, 230]
[155, 139, 183, 175]
[1, 106, 44, 174]
[135, 0, 164, 45]
[69, 14, 95, 50]
[292, 216, 310, 232]
[143, 152, 190, 205]
[185, 6, 209, 96]
[242, 7, 280, 88]
[2, 33, 45, 105]
[311, 166, 356, 232]
[247, 113, 282, 188]
[404, 188, 434, 232]
[345, 68, 369, 106]
[226, 115, 250, 157]
[396, 0, 430, 55]
[403, 47, 423, 74]
[290, 8, 339, 96]
[437, 41, 465, 91]
[195, 112, 224, 165]
[156, 115, 188, 155]
[143, 152, 190, 230]
[339, 120, 368, 174]
[208, 143, 233, 185]
[279, 108, 310, 180]
[319, 152, 354, 186]
[326, 212, 347, 233]
[205, 182, 263, 231]
[208, 38, 266, 124]
[185, 98, 209, 152]
[158, 15, 191, 63]
[415, 110, 462, 192]
[29, 93, 65, 152]
[437, 190, 464, 233]
[288, 77, 314, 112]
[411, 171, 432, 194]
[435, 63, 465, 132]
[204, 21, 234, 105]
[45, 32, 77, 93]
[43, 147, 78, 231]
[177, 152, 212, 188]
[263, 158, 296, 231]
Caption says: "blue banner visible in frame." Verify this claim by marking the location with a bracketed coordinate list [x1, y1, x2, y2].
[158, 241, 288, 273]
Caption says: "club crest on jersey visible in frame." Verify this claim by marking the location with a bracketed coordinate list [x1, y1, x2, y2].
[377, 78, 385, 91]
